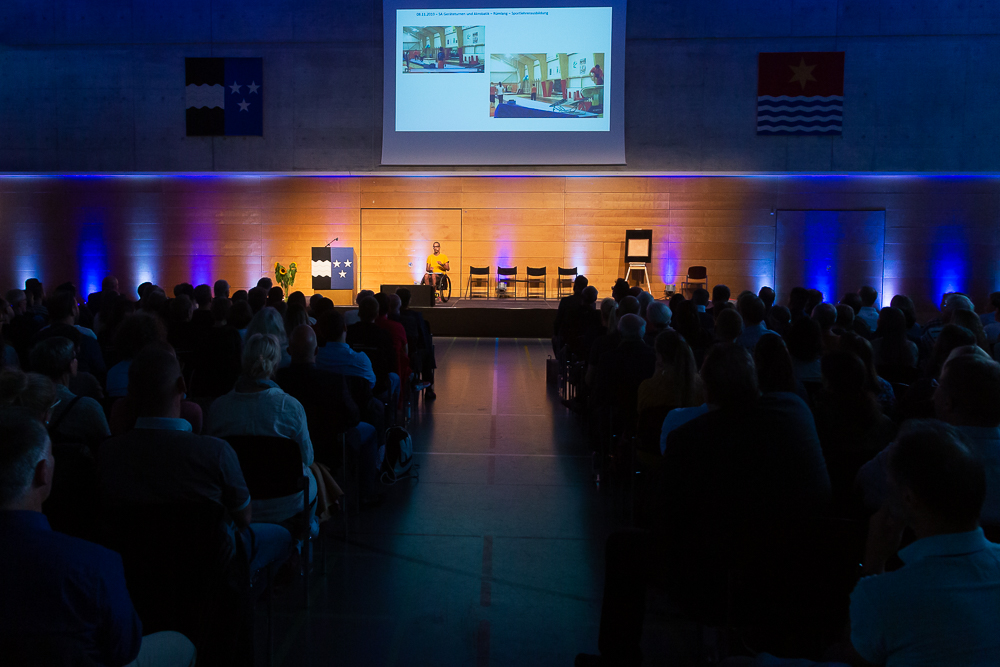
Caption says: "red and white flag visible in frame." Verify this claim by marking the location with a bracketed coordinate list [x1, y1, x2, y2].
[757, 52, 844, 135]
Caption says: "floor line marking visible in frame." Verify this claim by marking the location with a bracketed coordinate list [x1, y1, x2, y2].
[480, 535, 493, 607]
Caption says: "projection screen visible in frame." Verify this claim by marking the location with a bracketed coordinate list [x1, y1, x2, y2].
[382, 0, 626, 165]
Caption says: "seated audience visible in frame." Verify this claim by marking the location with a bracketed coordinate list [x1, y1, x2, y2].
[594, 314, 656, 432]
[813, 350, 896, 515]
[316, 310, 377, 389]
[188, 296, 242, 397]
[922, 293, 974, 348]
[247, 286, 267, 315]
[277, 325, 382, 504]
[35, 290, 106, 384]
[758, 286, 775, 314]
[577, 344, 831, 667]
[766, 304, 792, 338]
[99, 346, 291, 572]
[374, 293, 410, 393]
[205, 334, 318, 527]
[812, 302, 840, 353]
[856, 285, 879, 330]
[785, 316, 823, 385]
[245, 306, 291, 368]
[839, 292, 872, 338]
[344, 289, 375, 327]
[736, 294, 775, 352]
[713, 307, 743, 344]
[691, 288, 715, 333]
[839, 331, 895, 415]
[642, 301, 671, 348]
[871, 305, 919, 374]
[754, 333, 808, 401]
[670, 299, 712, 367]
[0, 407, 196, 667]
[229, 299, 253, 339]
[896, 324, 976, 421]
[711, 284, 731, 318]
[213, 279, 230, 300]
[740, 420, 1000, 667]
[554, 276, 589, 353]
[191, 284, 213, 328]
[347, 296, 400, 408]
[859, 351, 1000, 526]
[953, 307, 988, 349]
[636, 331, 703, 452]
[106, 312, 166, 398]
[30, 337, 110, 449]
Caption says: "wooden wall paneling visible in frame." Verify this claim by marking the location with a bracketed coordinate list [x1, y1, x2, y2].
[564, 177, 675, 193]
[460, 176, 565, 192]
[360, 208, 462, 291]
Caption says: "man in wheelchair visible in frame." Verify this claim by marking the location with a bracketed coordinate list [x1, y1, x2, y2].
[421, 242, 450, 294]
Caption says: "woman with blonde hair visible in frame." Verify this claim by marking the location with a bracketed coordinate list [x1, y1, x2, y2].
[245, 306, 292, 368]
[206, 333, 317, 528]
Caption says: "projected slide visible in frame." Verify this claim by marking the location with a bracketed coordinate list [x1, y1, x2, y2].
[490, 53, 604, 119]
[403, 26, 486, 72]
[394, 7, 612, 133]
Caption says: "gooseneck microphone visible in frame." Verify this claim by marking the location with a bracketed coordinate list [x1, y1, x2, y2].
[324, 237, 339, 247]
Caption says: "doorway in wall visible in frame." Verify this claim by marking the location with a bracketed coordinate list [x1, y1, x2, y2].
[775, 210, 886, 306]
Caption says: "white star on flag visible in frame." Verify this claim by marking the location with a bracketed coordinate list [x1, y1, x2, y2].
[247, 81, 260, 94]
[332, 260, 341, 267]
[229, 81, 241, 94]
[238, 99, 250, 112]
[345, 260, 352, 267]
[339, 271, 347, 278]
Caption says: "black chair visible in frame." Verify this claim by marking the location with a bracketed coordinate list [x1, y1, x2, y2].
[100, 501, 255, 667]
[497, 266, 518, 299]
[681, 266, 708, 294]
[524, 266, 547, 300]
[465, 266, 491, 299]
[224, 435, 315, 609]
[557, 266, 578, 299]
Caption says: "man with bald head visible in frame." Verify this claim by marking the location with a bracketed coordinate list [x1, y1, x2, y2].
[276, 325, 382, 503]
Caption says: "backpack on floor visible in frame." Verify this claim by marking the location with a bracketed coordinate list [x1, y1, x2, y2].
[381, 425, 418, 484]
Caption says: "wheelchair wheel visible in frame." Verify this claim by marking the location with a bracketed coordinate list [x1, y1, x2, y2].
[438, 274, 452, 303]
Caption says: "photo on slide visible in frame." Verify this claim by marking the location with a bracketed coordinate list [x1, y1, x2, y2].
[402, 26, 485, 73]
[489, 53, 605, 119]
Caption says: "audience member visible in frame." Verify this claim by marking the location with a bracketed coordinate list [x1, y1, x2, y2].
[0, 407, 197, 667]
[191, 284, 213, 327]
[316, 310, 377, 390]
[229, 299, 253, 338]
[374, 293, 410, 396]
[106, 313, 166, 398]
[554, 276, 589, 352]
[758, 286, 775, 314]
[99, 346, 291, 572]
[276, 325, 382, 504]
[35, 290, 106, 383]
[691, 288, 715, 333]
[213, 279, 230, 300]
[246, 307, 291, 368]
[108, 342, 204, 437]
[188, 297, 243, 397]
[713, 308, 743, 344]
[205, 334, 318, 527]
[814, 350, 896, 514]
[642, 301, 671, 347]
[344, 290, 375, 327]
[578, 344, 830, 667]
[889, 294, 922, 341]
[753, 334, 806, 400]
[953, 307, 987, 349]
[347, 296, 400, 409]
[247, 286, 267, 314]
[788, 286, 809, 321]
[785, 316, 823, 385]
[859, 353, 1000, 526]
[711, 284, 730, 317]
[839, 331, 895, 414]
[766, 304, 792, 338]
[736, 294, 775, 352]
[812, 302, 840, 353]
[922, 293, 974, 348]
[594, 314, 655, 433]
[30, 337, 110, 449]
[871, 306, 919, 379]
[857, 285, 879, 330]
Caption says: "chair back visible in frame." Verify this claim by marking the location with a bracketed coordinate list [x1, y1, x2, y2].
[99, 500, 251, 664]
[526, 266, 546, 277]
[558, 266, 578, 277]
[469, 266, 490, 276]
[497, 266, 517, 277]
[225, 435, 308, 500]
[350, 343, 391, 394]
[687, 266, 707, 280]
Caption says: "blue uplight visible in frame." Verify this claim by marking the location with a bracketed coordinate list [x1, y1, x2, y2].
[77, 210, 109, 297]
[931, 224, 969, 300]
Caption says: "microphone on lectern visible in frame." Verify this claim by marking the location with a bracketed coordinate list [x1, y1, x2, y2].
[324, 237, 339, 247]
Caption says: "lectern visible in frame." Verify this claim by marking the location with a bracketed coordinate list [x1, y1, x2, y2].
[623, 229, 652, 290]
[312, 247, 357, 301]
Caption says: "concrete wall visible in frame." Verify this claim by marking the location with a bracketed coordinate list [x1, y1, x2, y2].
[2, 0, 999, 172]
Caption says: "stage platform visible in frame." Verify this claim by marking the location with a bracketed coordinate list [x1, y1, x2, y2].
[413, 297, 557, 337]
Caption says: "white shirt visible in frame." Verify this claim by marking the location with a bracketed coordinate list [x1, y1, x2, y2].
[858, 305, 880, 331]
[851, 529, 1000, 666]
[205, 382, 316, 523]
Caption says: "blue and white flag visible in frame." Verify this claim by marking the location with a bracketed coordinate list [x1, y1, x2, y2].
[312, 247, 355, 290]
[185, 58, 263, 136]
[757, 52, 844, 135]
